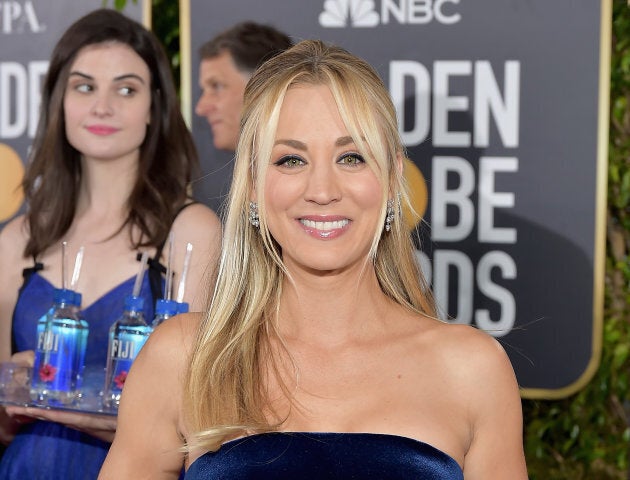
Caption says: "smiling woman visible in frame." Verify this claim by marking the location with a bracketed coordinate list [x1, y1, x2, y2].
[99, 40, 527, 479]
[264, 85, 383, 271]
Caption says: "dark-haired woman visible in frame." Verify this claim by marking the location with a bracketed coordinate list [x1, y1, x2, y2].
[0, 9, 221, 479]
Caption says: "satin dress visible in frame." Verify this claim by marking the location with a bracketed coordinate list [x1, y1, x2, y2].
[185, 432, 464, 479]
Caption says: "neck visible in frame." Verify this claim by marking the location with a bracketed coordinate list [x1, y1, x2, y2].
[76, 154, 138, 219]
[276, 263, 393, 345]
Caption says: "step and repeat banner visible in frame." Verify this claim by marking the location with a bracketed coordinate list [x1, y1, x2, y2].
[183, 0, 611, 399]
[0, 0, 147, 227]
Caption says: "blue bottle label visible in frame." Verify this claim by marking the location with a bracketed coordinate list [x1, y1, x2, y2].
[33, 322, 82, 392]
[106, 332, 149, 395]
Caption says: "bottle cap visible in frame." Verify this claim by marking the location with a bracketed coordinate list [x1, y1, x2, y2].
[176, 302, 189, 314]
[124, 295, 145, 312]
[73, 291, 82, 307]
[155, 299, 178, 317]
[53, 288, 75, 305]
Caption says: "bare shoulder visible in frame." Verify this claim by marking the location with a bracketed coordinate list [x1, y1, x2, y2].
[172, 203, 222, 235]
[415, 319, 520, 396]
[430, 320, 513, 365]
[0, 215, 28, 256]
[170, 203, 222, 256]
[0, 215, 30, 282]
[142, 311, 203, 362]
[168, 204, 221, 308]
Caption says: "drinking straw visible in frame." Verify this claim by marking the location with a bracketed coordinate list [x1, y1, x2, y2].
[132, 251, 149, 297]
[176, 243, 193, 304]
[165, 232, 174, 300]
[61, 241, 68, 289]
[70, 246, 85, 290]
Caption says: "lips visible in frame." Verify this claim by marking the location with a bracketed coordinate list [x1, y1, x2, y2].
[86, 125, 119, 135]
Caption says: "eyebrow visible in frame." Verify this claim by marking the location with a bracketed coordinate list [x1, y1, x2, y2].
[274, 136, 356, 150]
[68, 71, 147, 84]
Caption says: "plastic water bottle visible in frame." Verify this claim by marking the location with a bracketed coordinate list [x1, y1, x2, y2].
[103, 295, 153, 410]
[152, 299, 179, 327]
[30, 288, 88, 406]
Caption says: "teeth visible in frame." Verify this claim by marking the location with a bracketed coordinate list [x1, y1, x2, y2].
[300, 219, 349, 230]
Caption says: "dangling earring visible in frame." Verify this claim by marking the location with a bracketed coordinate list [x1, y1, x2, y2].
[249, 201, 260, 228]
[384, 199, 394, 232]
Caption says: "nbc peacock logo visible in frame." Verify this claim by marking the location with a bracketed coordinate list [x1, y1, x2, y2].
[319, 0, 379, 28]
[318, 0, 462, 27]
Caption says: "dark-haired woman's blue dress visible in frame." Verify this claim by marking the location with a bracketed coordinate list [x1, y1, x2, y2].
[185, 432, 464, 479]
[0, 271, 158, 480]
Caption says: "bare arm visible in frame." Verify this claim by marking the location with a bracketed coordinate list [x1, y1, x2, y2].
[461, 332, 528, 479]
[98, 313, 199, 479]
[0, 217, 27, 363]
[0, 217, 30, 444]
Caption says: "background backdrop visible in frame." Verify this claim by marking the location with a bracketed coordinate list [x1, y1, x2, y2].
[184, 0, 610, 399]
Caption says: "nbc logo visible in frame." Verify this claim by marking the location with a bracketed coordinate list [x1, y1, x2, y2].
[319, 0, 461, 28]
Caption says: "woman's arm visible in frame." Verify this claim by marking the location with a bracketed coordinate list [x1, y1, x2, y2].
[460, 331, 528, 479]
[0, 217, 30, 444]
[98, 313, 198, 479]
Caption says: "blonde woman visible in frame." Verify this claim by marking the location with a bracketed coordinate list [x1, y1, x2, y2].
[100, 40, 527, 479]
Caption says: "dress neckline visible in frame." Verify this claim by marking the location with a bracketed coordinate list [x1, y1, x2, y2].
[31, 271, 138, 312]
[215, 431, 463, 471]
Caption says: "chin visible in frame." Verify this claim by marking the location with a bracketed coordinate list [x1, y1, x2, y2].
[211, 133, 234, 152]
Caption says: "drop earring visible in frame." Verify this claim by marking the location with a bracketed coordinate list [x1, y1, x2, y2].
[249, 201, 260, 228]
[384, 199, 394, 232]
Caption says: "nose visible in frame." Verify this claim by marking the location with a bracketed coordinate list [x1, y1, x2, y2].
[195, 91, 215, 117]
[91, 91, 113, 117]
[303, 160, 342, 205]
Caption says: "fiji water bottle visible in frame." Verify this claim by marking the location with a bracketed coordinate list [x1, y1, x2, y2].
[30, 288, 88, 406]
[152, 299, 179, 327]
[103, 295, 153, 410]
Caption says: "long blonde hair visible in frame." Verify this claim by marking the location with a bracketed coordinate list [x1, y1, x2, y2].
[184, 40, 436, 451]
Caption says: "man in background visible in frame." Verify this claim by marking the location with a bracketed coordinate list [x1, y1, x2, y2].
[196, 22, 293, 152]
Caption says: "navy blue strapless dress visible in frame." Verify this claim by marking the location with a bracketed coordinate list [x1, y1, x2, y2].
[0, 271, 159, 480]
[185, 432, 464, 479]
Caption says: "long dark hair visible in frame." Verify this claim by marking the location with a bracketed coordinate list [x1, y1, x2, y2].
[23, 8, 198, 258]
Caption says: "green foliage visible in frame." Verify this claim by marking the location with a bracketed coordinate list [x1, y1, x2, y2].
[151, 0, 180, 92]
[522, 3, 630, 478]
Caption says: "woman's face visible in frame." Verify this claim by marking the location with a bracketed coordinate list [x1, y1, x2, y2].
[264, 84, 383, 274]
[63, 42, 151, 163]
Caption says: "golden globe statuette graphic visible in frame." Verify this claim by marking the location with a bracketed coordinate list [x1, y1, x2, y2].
[402, 157, 427, 230]
[0, 143, 25, 222]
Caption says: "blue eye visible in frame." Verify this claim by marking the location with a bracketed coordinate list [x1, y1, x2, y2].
[338, 153, 365, 166]
[274, 155, 305, 168]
